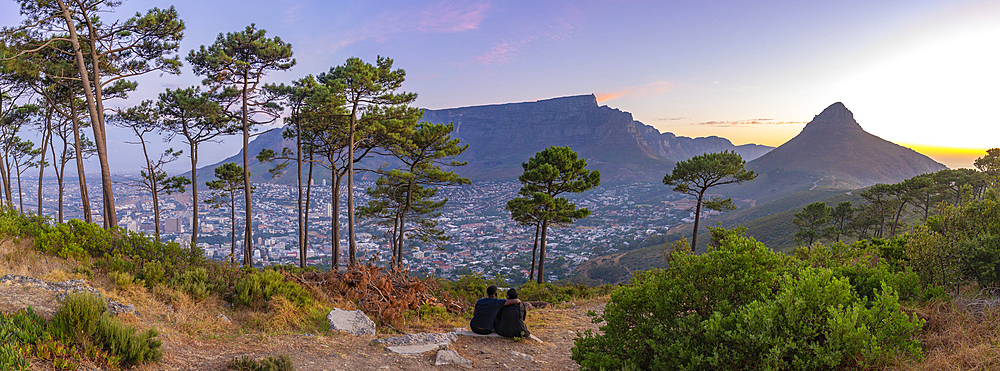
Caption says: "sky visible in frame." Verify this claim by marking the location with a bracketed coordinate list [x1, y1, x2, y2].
[2, 0, 998, 171]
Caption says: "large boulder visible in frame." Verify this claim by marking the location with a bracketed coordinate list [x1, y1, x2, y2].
[327, 308, 375, 335]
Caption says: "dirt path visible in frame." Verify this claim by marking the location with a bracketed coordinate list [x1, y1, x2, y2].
[140, 302, 604, 370]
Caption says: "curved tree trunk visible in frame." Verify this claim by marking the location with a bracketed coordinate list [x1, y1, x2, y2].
[70, 101, 91, 223]
[37, 108, 52, 216]
[691, 191, 705, 252]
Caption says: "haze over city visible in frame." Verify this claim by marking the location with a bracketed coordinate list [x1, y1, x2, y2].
[2, 0, 996, 171]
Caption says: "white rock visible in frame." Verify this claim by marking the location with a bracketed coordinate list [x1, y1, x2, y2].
[435, 349, 472, 368]
[327, 308, 375, 336]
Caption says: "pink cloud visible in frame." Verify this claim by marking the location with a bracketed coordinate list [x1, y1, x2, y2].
[596, 81, 672, 102]
[418, 1, 490, 32]
[325, 1, 490, 53]
[473, 38, 535, 65]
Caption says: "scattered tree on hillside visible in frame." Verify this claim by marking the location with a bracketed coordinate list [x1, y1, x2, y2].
[257, 76, 329, 268]
[8, 137, 40, 211]
[0, 101, 35, 206]
[663, 150, 757, 251]
[975, 148, 1000, 188]
[317, 56, 419, 267]
[359, 122, 469, 268]
[828, 201, 854, 242]
[112, 101, 190, 242]
[507, 197, 544, 280]
[188, 24, 293, 267]
[159, 86, 233, 247]
[509, 146, 600, 283]
[4, 1, 185, 228]
[793, 202, 834, 246]
[206, 163, 251, 264]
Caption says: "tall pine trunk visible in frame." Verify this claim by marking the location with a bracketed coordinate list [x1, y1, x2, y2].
[537, 220, 549, 284]
[189, 144, 199, 247]
[347, 113, 357, 266]
[529, 223, 540, 280]
[331, 170, 343, 271]
[241, 83, 253, 267]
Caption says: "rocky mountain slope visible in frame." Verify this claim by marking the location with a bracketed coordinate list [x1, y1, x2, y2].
[725, 102, 947, 203]
[199, 95, 773, 184]
[421, 94, 772, 182]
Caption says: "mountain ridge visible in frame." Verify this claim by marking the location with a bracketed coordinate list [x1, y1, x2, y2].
[198, 94, 775, 184]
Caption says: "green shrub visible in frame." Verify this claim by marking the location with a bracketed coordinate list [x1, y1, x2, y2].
[572, 228, 923, 370]
[704, 268, 923, 370]
[0, 308, 50, 371]
[50, 293, 162, 367]
[174, 268, 212, 300]
[93, 315, 162, 366]
[108, 271, 136, 291]
[52, 293, 106, 345]
[959, 234, 1000, 287]
[227, 354, 294, 371]
[572, 231, 787, 370]
[518, 281, 612, 304]
[233, 270, 312, 308]
[141, 260, 166, 288]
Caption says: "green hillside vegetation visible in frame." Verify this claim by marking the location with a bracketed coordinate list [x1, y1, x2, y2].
[0, 207, 610, 369]
[573, 183, 1000, 369]
[739, 191, 864, 252]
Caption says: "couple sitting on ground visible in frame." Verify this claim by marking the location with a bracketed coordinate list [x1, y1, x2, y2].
[469, 285, 530, 338]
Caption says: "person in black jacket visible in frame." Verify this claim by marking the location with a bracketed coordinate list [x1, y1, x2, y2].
[494, 288, 530, 338]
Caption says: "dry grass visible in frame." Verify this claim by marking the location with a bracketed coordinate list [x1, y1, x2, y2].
[892, 299, 1000, 370]
[0, 238, 85, 280]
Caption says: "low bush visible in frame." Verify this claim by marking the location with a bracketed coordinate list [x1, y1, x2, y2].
[572, 229, 924, 371]
[227, 354, 294, 371]
[518, 281, 613, 304]
[50, 293, 162, 367]
[173, 267, 212, 301]
[233, 270, 312, 308]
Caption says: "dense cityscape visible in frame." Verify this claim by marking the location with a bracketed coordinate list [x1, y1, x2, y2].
[19, 175, 721, 282]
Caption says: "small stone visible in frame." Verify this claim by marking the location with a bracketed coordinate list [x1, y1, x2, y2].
[435, 349, 472, 368]
[216, 314, 231, 323]
[509, 351, 532, 361]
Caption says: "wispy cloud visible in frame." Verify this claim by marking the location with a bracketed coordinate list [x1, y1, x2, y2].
[471, 19, 574, 65]
[473, 37, 536, 65]
[596, 80, 672, 102]
[326, 1, 490, 52]
[654, 117, 687, 121]
[418, 2, 490, 32]
[694, 119, 805, 127]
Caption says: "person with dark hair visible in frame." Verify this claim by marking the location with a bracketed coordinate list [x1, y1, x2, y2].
[470, 285, 521, 335]
[495, 288, 530, 338]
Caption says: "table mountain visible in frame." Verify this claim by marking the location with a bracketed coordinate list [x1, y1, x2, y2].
[421, 94, 772, 182]
[201, 94, 772, 184]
